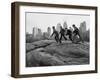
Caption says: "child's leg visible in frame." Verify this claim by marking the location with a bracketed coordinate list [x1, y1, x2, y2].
[60, 35, 62, 41]
[55, 36, 58, 43]
[63, 34, 67, 40]
[69, 34, 72, 41]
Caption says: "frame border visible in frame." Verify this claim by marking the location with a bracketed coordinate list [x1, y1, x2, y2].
[11, 2, 98, 78]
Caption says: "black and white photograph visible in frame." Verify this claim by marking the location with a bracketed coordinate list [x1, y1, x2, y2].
[26, 12, 90, 67]
[11, 2, 97, 78]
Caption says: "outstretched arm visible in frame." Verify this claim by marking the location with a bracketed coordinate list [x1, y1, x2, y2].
[50, 32, 54, 37]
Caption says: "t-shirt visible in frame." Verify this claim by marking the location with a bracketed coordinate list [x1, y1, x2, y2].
[67, 29, 72, 35]
[52, 30, 59, 36]
[60, 28, 65, 34]
[73, 28, 79, 34]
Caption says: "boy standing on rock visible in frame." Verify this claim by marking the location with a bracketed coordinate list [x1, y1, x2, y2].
[59, 26, 67, 43]
[50, 26, 60, 43]
[65, 27, 73, 41]
[72, 24, 83, 43]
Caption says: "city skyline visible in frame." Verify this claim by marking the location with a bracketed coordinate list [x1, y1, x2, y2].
[26, 13, 90, 34]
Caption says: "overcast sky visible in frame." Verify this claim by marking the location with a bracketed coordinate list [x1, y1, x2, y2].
[26, 12, 90, 34]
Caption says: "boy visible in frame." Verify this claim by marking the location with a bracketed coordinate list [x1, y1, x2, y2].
[72, 24, 83, 43]
[65, 27, 72, 41]
[59, 26, 67, 43]
[50, 26, 60, 43]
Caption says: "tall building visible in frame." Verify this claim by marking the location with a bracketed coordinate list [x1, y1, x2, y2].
[63, 21, 68, 29]
[38, 28, 42, 35]
[32, 27, 38, 37]
[36, 28, 43, 39]
[47, 27, 51, 36]
[56, 23, 61, 32]
[43, 32, 49, 39]
[79, 21, 86, 32]
[79, 21, 87, 41]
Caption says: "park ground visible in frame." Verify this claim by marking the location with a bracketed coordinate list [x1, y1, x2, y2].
[26, 40, 89, 67]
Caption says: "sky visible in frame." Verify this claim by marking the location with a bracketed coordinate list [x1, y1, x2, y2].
[26, 12, 90, 34]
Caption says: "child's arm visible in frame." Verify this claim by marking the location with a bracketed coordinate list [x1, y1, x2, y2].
[50, 32, 54, 37]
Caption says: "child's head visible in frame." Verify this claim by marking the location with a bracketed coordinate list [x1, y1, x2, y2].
[72, 24, 75, 27]
[52, 26, 55, 29]
[72, 24, 76, 29]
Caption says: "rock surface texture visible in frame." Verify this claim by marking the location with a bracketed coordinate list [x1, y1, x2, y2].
[26, 40, 89, 67]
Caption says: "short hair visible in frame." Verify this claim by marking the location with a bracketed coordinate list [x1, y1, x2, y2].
[52, 26, 55, 29]
[72, 24, 75, 27]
